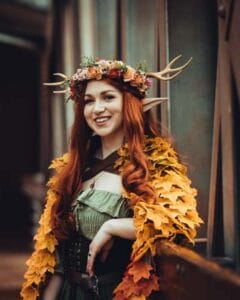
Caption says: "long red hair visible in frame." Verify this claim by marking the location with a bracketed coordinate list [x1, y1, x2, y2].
[51, 78, 157, 240]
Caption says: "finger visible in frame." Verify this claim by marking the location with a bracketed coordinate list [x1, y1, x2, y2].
[86, 250, 96, 276]
[86, 254, 94, 276]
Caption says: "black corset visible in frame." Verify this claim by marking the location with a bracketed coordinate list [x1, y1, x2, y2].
[63, 234, 132, 275]
[64, 234, 90, 273]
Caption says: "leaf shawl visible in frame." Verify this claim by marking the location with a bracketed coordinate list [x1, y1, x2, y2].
[113, 137, 203, 299]
[20, 154, 69, 299]
[20, 138, 203, 300]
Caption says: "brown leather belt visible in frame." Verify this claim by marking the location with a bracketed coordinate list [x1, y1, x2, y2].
[66, 270, 122, 295]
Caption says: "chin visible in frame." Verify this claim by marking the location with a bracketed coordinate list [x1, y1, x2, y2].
[92, 125, 123, 138]
[94, 130, 113, 137]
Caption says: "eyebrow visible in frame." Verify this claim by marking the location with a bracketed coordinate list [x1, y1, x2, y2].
[84, 90, 118, 97]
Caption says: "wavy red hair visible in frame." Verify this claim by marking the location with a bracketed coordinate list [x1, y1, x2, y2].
[51, 78, 157, 240]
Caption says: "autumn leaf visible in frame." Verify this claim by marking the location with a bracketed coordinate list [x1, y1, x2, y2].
[137, 274, 159, 296]
[35, 233, 58, 253]
[113, 291, 125, 300]
[114, 266, 159, 299]
[49, 153, 69, 170]
[128, 261, 153, 283]
[20, 155, 62, 299]
[20, 286, 39, 300]
[114, 275, 141, 298]
[129, 296, 146, 300]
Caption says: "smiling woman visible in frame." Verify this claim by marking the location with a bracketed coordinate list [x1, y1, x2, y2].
[21, 58, 202, 300]
[83, 80, 124, 155]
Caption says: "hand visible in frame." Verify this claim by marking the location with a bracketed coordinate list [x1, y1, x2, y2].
[86, 218, 135, 276]
[86, 221, 113, 276]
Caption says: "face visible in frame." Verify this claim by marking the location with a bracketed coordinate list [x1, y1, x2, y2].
[83, 80, 124, 139]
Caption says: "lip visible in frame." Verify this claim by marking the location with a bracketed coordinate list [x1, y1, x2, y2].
[94, 116, 112, 125]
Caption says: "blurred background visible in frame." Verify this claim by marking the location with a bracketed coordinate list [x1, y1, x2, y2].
[0, 0, 239, 299]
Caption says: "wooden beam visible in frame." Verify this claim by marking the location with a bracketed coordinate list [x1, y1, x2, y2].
[217, 0, 237, 260]
[207, 53, 221, 257]
[156, 241, 240, 300]
[228, 0, 240, 103]
[0, 3, 47, 39]
[158, 0, 169, 131]
[119, 0, 127, 61]
[0, 33, 37, 50]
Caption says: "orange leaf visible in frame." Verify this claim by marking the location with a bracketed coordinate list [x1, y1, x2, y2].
[128, 261, 153, 283]
[20, 286, 39, 300]
[113, 291, 125, 300]
[137, 274, 159, 296]
[129, 296, 146, 300]
[114, 275, 141, 298]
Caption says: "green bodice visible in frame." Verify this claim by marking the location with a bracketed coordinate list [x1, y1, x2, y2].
[72, 188, 132, 240]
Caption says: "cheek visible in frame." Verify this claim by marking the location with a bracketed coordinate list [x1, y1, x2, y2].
[114, 99, 123, 117]
[83, 106, 90, 121]
[115, 111, 123, 127]
[83, 107, 93, 129]
[115, 103, 123, 125]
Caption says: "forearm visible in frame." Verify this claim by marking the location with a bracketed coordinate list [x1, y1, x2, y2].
[87, 218, 135, 275]
[104, 218, 136, 240]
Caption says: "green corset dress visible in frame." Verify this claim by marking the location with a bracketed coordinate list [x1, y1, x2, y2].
[55, 188, 133, 300]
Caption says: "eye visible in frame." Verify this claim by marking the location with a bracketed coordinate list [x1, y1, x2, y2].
[104, 94, 115, 101]
[84, 98, 95, 105]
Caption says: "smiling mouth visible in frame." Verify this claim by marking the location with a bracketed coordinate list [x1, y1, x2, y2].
[94, 116, 111, 124]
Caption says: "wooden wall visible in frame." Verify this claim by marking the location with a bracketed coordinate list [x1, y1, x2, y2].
[60, 0, 217, 241]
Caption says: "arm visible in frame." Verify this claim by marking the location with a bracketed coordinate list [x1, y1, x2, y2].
[41, 274, 63, 300]
[86, 218, 136, 276]
[105, 217, 136, 240]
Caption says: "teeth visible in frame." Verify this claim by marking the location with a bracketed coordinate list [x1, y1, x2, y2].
[95, 117, 110, 123]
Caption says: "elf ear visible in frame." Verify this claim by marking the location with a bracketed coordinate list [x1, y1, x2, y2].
[143, 97, 168, 112]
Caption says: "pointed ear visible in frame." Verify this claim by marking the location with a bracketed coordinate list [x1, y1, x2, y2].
[143, 97, 168, 112]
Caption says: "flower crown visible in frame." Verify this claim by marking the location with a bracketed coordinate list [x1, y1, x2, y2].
[71, 57, 151, 94]
[44, 55, 192, 101]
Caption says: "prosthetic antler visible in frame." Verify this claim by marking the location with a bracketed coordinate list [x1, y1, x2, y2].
[43, 55, 192, 100]
[43, 73, 69, 94]
[146, 55, 192, 81]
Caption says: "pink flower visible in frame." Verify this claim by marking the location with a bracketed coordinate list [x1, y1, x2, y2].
[145, 78, 152, 87]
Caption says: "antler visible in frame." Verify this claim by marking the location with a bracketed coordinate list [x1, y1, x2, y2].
[43, 73, 69, 94]
[146, 55, 192, 81]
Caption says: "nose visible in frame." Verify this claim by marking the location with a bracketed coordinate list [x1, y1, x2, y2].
[93, 101, 106, 113]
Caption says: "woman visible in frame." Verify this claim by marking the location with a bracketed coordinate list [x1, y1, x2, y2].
[21, 58, 202, 300]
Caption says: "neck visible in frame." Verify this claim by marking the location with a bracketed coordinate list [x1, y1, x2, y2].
[100, 131, 124, 159]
